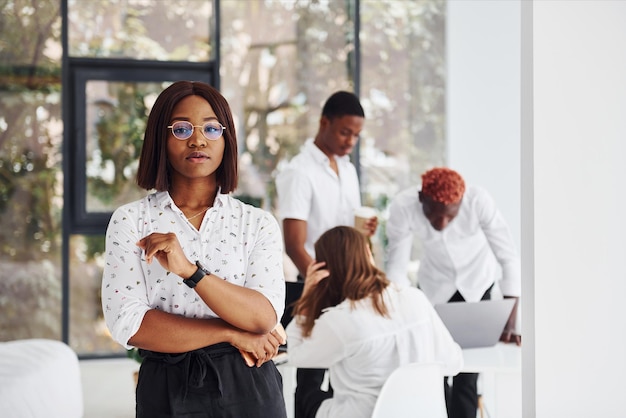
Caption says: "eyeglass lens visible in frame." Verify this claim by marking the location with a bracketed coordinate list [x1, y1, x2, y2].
[169, 121, 224, 140]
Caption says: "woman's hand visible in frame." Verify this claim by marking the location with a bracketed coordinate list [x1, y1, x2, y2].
[301, 260, 330, 299]
[232, 325, 286, 367]
[136, 232, 196, 279]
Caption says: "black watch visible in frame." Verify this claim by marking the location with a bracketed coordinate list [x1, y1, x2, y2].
[183, 261, 210, 288]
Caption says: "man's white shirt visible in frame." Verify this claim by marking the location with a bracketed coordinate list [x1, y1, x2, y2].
[385, 185, 521, 304]
[275, 139, 361, 259]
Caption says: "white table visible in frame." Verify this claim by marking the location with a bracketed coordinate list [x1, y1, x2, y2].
[462, 342, 521, 373]
[462, 343, 522, 418]
[276, 343, 521, 418]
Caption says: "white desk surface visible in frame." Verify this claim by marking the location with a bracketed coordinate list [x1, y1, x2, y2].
[275, 342, 521, 374]
[461, 342, 521, 373]
[276, 342, 522, 418]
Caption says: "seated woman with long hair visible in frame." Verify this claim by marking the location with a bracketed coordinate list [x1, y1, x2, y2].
[286, 226, 463, 418]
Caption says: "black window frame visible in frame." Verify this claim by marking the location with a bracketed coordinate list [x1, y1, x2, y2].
[67, 59, 216, 234]
[61, 0, 221, 348]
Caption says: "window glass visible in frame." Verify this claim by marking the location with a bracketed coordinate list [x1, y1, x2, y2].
[1, 0, 446, 353]
[360, 0, 446, 274]
[220, 0, 356, 279]
[221, 0, 445, 278]
[0, 1, 63, 341]
[84, 80, 166, 213]
[67, 0, 214, 61]
[68, 234, 122, 355]
[360, 0, 446, 200]
[220, 0, 355, 206]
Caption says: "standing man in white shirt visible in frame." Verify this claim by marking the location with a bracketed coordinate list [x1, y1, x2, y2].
[385, 167, 521, 418]
[275, 91, 377, 418]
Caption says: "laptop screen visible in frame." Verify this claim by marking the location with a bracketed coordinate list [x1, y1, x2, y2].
[434, 299, 515, 349]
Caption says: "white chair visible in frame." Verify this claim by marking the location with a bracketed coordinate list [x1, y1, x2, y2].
[0, 339, 83, 418]
[371, 362, 447, 418]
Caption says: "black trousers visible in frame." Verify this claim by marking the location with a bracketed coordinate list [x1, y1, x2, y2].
[136, 342, 287, 418]
[280, 280, 305, 330]
[444, 285, 493, 418]
[281, 280, 333, 418]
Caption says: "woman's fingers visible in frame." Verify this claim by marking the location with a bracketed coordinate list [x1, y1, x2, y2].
[136, 232, 191, 274]
[272, 324, 287, 345]
[305, 260, 326, 276]
[305, 260, 329, 283]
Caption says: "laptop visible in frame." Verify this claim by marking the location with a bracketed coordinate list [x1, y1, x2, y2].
[434, 299, 516, 349]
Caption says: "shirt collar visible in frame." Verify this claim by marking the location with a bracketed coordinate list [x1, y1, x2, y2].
[154, 188, 227, 210]
[304, 138, 351, 166]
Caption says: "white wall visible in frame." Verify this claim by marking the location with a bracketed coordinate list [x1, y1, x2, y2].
[449, 1, 626, 417]
[529, 1, 626, 417]
[446, 2, 523, 415]
[447, 0, 521, 250]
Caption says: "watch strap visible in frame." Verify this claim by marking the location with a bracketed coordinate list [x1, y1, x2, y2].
[183, 261, 209, 288]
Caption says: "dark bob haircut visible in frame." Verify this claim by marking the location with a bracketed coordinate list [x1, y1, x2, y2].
[136, 80, 238, 193]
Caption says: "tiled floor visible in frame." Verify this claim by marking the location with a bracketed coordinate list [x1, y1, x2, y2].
[80, 358, 297, 418]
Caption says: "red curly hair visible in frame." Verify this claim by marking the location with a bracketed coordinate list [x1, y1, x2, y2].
[421, 167, 466, 204]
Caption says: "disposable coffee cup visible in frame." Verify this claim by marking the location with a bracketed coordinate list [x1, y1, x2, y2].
[354, 206, 377, 235]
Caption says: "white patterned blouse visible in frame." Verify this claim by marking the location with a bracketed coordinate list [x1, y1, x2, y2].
[101, 190, 285, 349]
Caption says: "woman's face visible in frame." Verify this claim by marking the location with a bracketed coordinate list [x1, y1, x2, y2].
[166, 95, 225, 184]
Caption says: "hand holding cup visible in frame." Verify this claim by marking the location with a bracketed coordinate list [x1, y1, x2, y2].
[354, 206, 378, 237]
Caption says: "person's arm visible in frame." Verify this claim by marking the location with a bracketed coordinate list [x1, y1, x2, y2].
[128, 311, 284, 359]
[275, 163, 315, 277]
[189, 209, 286, 334]
[104, 206, 284, 363]
[137, 231, 278, 334]
[500, 296, 521, 345]
[475, 188, 521, 295]
[474, 187, 522, 344]
[283, 218, 314, 277]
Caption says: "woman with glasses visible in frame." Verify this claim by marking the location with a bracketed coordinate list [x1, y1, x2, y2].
[101, 80, 287, 417]
[286, 226, 463, 418]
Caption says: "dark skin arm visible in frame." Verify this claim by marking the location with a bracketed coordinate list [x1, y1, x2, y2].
[500, 295, 521, 345]
[134, 232, 285, 366]
[282, 218, 312, 278]
[128, 311, 284, 367]
[137, 232, 277, 333]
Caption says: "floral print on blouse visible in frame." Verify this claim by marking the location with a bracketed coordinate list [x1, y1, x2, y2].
[101, 191, 285, 349]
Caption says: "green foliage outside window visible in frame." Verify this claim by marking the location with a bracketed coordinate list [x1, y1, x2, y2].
[0, 0, 446, 355]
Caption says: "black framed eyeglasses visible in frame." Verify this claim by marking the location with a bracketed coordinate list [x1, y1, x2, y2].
[167, 121, 226, 141]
